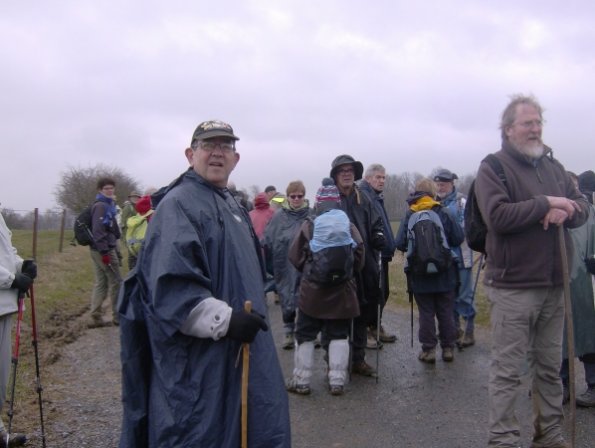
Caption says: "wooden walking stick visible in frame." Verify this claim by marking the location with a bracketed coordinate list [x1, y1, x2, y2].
[241, 300, 252, 448]
[558, 225, 576, 447]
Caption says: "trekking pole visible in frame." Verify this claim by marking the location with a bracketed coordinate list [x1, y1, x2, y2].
[6, 292, 26, 440]
[376, 252, 382, 384]
[348, 318, 354, 381]
[405, 271, 413, 347]
[558, 225, 576, 447]
[29, 285, 47, 448]
[241, 300, 252, 448]
[471, 254, 484, 299]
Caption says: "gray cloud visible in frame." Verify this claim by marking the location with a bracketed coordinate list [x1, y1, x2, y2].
[1, 1, 594, 210]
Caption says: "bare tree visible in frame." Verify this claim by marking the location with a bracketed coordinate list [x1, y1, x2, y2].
[383, 171, 424, 221]
[54, 164, 141, 213]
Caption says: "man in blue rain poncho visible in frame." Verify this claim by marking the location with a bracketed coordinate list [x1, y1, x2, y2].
[118, 120, 291, 448]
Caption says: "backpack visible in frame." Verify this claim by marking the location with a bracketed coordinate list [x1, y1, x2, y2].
[126, 211, 153, 257]
[304, 211, 355, 287]
[464, 154, 506, 253]
[73, 204, 95, 246]
[406, 208, 452, 275]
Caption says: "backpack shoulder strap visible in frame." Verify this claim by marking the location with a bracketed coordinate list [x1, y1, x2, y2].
[483, 154, 507, 186]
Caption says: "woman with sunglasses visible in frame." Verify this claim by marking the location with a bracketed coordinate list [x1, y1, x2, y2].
[263, 180, 313, 349]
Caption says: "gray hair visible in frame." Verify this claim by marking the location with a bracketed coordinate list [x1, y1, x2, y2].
[364, 163, 386, 179]
[499, 94, 544, 140]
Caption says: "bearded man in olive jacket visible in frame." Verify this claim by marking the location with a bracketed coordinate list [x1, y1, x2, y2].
[475, 95, 589, 448]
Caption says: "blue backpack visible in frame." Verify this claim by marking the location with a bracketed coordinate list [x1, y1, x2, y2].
[406, 209, 453, 275]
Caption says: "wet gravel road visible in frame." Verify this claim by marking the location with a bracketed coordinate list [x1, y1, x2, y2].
[38, 300, 594, 447]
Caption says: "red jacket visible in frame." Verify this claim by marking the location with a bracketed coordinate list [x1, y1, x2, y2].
[249, 193, 275, 240]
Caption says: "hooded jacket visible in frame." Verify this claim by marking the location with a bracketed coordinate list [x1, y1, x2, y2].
[249, 193, 275, 240]
[474, 142, 589, 289]
[395, 192, 464, 294]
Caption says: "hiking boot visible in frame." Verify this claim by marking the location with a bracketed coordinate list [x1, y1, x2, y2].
[282, 333, 294, 350]
[576, 386, 595, 407]
[0, 432, 27, 447]
[329, 384, 344, 396]
[460, 331, 475, 347]
[442, 347, 454, 362]
[455, 328, 464, 348]
[286, 378, 311, 395]
[370, 326, 397, 343]
[530, 437, 569, 448]
[88, 316, 109, 328]
[366, 331, 383, 350]
[418, 348, 436, 364]
[352, 360, 377, 377]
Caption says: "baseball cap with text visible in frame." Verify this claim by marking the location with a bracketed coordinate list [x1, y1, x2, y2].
[191, 120, 239, 146]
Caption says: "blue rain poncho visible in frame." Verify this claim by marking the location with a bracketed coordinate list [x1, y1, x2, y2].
[118, 169, 291, 448]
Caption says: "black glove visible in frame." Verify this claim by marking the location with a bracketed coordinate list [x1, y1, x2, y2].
[227, 310, 268, 343]
[586, 256, 595, 275]
[11, 273, 33, 294]
[22, 259, 38, 280]
[371, 232, 386, 251]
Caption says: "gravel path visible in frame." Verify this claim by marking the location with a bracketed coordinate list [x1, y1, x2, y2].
[24, 301, 595, 447]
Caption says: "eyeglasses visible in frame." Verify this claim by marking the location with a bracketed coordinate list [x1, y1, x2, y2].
[289, 194, 304, 200]
[514, 119, 543, 129]
[196, 141, 235, 153]
[337, 168, 354, 175]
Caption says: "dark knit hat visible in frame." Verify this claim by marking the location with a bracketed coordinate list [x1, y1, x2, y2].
[315, 178, 341, 213]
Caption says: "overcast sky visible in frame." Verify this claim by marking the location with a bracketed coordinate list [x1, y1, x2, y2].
[1, 1, 594, 212]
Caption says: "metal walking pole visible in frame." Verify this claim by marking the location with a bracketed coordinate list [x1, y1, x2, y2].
[558, 225, 576, 447]
[29, 285, 47, 448]
[6, 292, 26, 445]
[376, 252, 382, 384]
[241, 300, 252, 448]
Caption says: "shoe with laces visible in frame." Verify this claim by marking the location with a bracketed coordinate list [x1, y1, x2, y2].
[352, 360, 378, 377]
[366, 331, 383, 350]
[418, 348, 436, 364]
[286, 378, 311, 395]
[442, 347, 454, 362]
[576, 386, 595, 407]
[329, 384, 344, 396]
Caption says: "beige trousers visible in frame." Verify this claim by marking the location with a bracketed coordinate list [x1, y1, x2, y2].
[486, 286, 565, 447]
[90, 249, 121, 323]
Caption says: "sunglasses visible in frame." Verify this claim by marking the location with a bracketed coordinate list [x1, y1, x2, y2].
[289, 194, 304, 200]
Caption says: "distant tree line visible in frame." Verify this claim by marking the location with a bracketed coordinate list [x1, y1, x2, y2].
[1, 164, 478, 230]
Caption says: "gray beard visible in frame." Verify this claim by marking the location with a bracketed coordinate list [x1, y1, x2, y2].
[515, 141, 544, 160]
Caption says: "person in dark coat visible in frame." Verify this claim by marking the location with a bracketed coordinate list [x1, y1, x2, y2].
[395, 178, 464, 363]
[330, 154, 385, 377]
[118, 119, 291, 448]
[286, 180, 364, 396]
[359, 163, 398, 346]
[263, 180, 312, 349]
[89, 177, 122, 327]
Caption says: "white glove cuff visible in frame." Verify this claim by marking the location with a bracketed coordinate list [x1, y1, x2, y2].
[180, 297, 232, 340]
